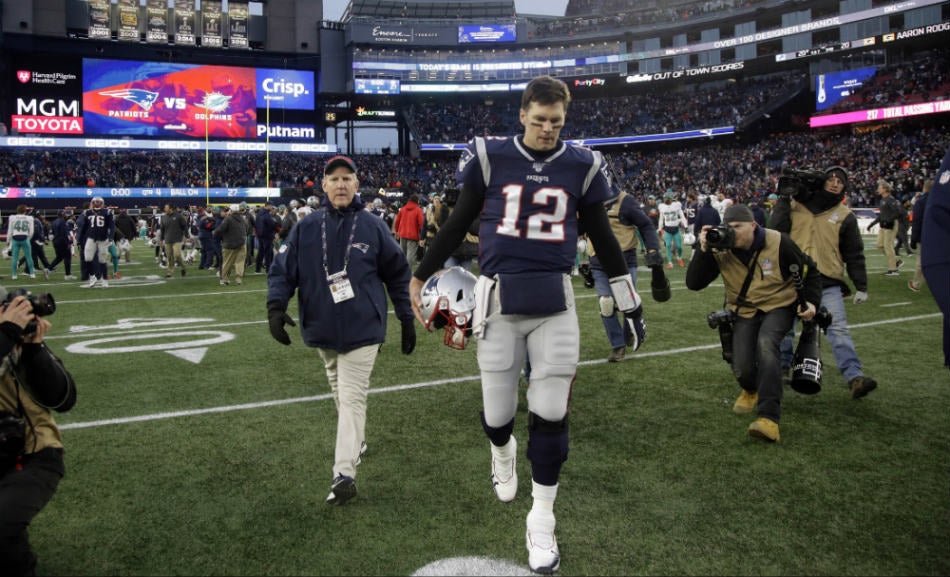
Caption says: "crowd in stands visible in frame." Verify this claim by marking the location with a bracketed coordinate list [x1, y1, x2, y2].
[3, 47, 948, 210]
[531, 0, 768, 39]
[817, 50, 950, 116]
[607, 121, 949, 208]
[409, 72, 801, 143]
[0, 147, 460, 200]
[2, 121, 947, 212]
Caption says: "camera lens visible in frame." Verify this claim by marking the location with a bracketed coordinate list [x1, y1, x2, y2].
[32, 293, 55, 317]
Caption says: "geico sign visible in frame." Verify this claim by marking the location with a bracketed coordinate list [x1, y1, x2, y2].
[11, 115, 83, 134]
[4, 137, 55, 147]
[16, 98, 80, 116]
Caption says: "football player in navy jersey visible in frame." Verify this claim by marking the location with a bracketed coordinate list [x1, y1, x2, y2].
[409, 75, 645, 575]
[78, 196, 115, 288]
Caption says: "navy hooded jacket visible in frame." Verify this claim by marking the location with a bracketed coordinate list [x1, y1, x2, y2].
[266, 194, 413, 352]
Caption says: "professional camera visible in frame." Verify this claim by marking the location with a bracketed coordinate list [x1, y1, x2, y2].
[776, 168, 827, 203]
[0, 410, 25, 458]
[1, 288, 56, 336]
[706, 224, 736, 250]
[707, 309, 736, 364]
[814, 306, 833, 332]
[442, 187, 460, 207]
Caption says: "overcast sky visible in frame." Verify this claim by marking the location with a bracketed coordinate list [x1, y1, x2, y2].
[322, 0, 569, 21]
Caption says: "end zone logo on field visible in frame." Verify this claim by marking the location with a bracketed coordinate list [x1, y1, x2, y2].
[17, 71, 31, 83]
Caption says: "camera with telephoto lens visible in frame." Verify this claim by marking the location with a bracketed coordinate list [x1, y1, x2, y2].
[705, 224, 736, 250]
[814, 305, 833, 332]
[776, 168, 827, 203]
[1, 288, 56, 336]
[707, 309, 736, 364]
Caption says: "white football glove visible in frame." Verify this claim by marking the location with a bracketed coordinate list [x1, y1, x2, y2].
[852, 291, 868, 305]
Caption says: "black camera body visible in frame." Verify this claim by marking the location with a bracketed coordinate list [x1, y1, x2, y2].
[814, 305, 833, 331]
[708, 309, 736, 364]
[706, 224, 736, 250]
[777, 168, 826, 203]
[1, 288, 55, 336]
[442, 187, 460, 207]
[0, 410, 26, 459]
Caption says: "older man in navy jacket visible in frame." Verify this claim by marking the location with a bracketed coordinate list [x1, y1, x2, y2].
[266, 155, 416, 506]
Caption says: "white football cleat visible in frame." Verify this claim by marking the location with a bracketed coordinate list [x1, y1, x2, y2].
[490, 436, 517, 503]
[526, 510, 560, 574]
[87, 276, 98, 288]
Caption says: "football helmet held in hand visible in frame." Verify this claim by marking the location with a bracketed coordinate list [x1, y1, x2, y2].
[420, 266, 477, 350]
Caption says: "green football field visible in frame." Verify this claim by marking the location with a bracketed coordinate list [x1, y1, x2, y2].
[8, 237, 947, 576]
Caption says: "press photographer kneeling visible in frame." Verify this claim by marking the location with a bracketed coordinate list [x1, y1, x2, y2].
[686, 204, 821, 442]
[0, 287, 76, 576]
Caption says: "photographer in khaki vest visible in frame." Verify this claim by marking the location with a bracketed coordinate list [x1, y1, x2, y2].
[587, 190, 665, 362]
[770, 166, 878, 399]
[0, 287, 77, 575]
[686, 204, 821, 442]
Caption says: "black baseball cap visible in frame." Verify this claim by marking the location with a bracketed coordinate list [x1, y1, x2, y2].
[324, 155, 357, 175]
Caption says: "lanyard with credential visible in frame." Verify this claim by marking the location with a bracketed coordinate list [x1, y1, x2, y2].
[322, 209, 359, 303]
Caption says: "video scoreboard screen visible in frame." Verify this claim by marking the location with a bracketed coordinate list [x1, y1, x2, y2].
[815, 67, 878, 111]
[9, 56, 317, 141]
[354, 78, 401, 95]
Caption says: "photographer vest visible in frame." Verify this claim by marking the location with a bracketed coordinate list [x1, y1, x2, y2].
[588, 191, 639, 258]
[789, 202, 848, 283]
[714, 228, 798, 319]
[425, 203, 444, 240]
[0, 370, 63, 455]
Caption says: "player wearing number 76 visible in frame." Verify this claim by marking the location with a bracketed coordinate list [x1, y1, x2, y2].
[408, 75, 646, 575]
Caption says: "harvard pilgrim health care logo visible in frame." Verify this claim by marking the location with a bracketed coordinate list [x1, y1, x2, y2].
[17, 70, 31, 84]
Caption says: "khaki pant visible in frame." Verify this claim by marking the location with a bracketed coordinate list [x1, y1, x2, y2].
[912, 242, 925, 288]
[876, 226, 898, 270]
[164, 241, 185, 276]
[221, 245, 246, 284]
[318, 344, 380, 479]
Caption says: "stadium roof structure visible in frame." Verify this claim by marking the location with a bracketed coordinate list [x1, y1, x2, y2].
[344, 0, 516, 20]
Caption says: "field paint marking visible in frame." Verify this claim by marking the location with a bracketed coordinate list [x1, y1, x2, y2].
[64, 331, 234, 355]
[58, 312, 941, 432]
[68, 317, 215, 334]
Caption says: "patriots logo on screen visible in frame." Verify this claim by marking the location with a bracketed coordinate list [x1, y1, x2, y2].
[17, 71, 31, 84]
[99, 89, 160, 112]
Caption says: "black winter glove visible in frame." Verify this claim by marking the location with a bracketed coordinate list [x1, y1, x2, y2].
[910, 240, 918, 250]
[650, 265, 671, 302]
[401, 319, 416, 354]
[267, 303, 296, 345]
[643, 249, 663, 268]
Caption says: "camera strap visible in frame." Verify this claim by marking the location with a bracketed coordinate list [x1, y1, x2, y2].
[12, 343, 77, 413]
[734, 248, 763, 310]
